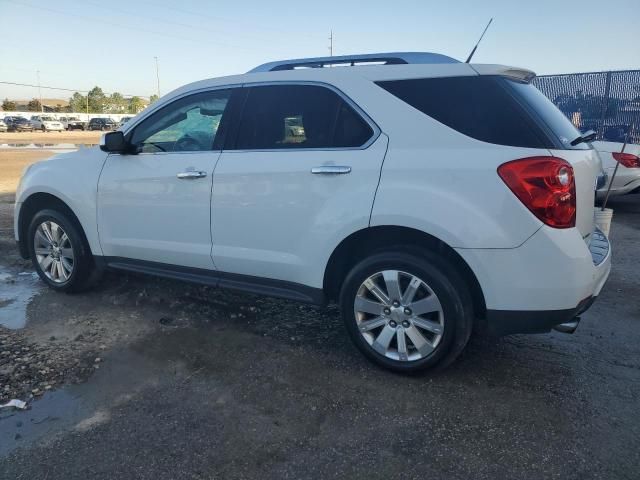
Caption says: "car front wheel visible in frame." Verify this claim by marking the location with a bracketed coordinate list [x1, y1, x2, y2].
[28, 209, 98, 292]
[340, 249, 474, 373]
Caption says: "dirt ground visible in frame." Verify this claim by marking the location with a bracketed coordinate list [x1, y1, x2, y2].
[0, 151, 52, 195]
[0, 147, 639, 479]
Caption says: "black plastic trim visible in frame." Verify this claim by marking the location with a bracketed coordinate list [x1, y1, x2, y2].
[486, 296, 596, 336]
[102, 256, 326, 305]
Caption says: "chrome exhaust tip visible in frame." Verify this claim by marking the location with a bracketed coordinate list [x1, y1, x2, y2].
[553, 317, 580, 334]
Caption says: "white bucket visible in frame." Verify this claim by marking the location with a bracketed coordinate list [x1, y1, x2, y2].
[594, 208, 613, 236]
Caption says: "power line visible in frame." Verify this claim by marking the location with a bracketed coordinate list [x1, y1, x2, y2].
[0, 80, 147, 98]
[5, 0, 250, 50]
[133, 0, 325, 40]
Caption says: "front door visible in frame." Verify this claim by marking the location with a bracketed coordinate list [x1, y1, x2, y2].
[97, 89, 233, 269]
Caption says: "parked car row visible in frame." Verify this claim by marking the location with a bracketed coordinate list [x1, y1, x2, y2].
[1, 115, 132, 132]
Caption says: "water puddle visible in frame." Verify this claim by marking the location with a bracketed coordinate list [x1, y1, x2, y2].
[0, 143, 96, 153]
[0, 266, 42, 329]
[0, 388, 89, 457]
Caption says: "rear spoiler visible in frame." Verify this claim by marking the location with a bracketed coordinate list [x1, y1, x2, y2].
[469, 64, 536, 82]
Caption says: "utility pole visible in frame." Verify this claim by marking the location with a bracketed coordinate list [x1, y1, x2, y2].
[328, 30, 333, 57]
[36, 70, 43, 113]
[154, 56, 161, 97]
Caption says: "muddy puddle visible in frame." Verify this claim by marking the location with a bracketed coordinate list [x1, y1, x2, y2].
[0, 266, 42, 329]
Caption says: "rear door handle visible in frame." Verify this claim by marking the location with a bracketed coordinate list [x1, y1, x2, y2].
[311, 166, 351, 175]
[177, 170, 207, 179]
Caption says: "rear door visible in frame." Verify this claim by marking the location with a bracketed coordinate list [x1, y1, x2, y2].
[211, 83, 387, 287]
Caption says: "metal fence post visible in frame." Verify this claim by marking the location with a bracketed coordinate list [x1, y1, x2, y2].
[598, 71, 613, 137]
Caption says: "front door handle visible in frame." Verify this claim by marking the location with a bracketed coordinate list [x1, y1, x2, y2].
[311, 165, 352, 175]
[177, 170, 207, 179]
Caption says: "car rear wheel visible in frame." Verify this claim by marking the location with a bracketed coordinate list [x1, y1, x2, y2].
[28, 209, 99, 293]
[41, 126, 46, 132]
[340, 249, 474, 373]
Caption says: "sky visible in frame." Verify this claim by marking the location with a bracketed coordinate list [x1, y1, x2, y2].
[0, 0, 638, 101]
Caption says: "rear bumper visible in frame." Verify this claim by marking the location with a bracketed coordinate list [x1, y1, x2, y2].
[486, 296, 596, 336]
[457, 225, 611, 335]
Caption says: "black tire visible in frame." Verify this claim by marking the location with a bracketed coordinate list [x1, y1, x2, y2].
[41, 126, 46, 132]
[339, 248, 474, 373]
[27, 209, 99, 293]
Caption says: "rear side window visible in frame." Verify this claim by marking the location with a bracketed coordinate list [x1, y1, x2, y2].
[233, 85, 373, 150]
[505, 78, 590, 150]
[377, 76, 578, 149]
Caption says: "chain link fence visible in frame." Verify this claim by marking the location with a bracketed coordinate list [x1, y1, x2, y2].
[533, 70, 640, 144]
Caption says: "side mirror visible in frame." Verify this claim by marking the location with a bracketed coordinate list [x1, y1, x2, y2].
[100, 131, 128, 153]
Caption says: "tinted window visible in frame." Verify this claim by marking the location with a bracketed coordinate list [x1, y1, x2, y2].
[504, 78, 590, 150]
[377, 76, 554, 149]
[130, 90, 231, 153]
[234, 85, 373, 150]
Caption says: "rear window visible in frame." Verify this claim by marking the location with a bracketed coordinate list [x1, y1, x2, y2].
[376, 76, 587, 150]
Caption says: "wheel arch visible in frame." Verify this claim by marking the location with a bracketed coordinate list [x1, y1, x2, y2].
[18, 192, 89, 259]
[323, 225, 486, 319]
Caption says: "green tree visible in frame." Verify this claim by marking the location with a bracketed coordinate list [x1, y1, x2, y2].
[87, 86, 106, 113]
[69, 92, 87, 112]
[27, 98, 42, 111]
[106, 92, 125, 112]
[149, 94, 159, 104]
[128, 96, 145, 114]
[2, 98, 16, 111]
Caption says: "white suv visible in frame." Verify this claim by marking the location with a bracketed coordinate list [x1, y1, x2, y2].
[30, 115, 65, 132]
[14, 52, 611, 372]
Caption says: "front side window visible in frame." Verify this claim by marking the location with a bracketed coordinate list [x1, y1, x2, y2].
[130, 89, 231, 153]
[233, 84, 373, 150]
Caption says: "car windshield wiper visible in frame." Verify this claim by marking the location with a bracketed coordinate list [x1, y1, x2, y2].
[570, 130, 597, 146]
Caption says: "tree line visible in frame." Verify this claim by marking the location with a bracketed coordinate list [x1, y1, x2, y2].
[2, 87, 159, 114]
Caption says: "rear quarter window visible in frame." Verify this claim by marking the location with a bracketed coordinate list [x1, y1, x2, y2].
[376, 76, 587, 150]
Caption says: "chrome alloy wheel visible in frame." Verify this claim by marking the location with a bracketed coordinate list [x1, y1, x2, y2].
[354, 270, 444, 362]
[34, 221, 74, 283]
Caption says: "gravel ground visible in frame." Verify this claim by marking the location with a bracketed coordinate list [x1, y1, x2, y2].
[0, 150, 638, 479]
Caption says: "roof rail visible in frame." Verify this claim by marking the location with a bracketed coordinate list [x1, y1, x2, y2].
[248, 52, 459, 73]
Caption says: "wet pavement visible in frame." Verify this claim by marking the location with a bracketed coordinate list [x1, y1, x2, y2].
[0, 143, 96, 153]
[0, 196, 639, 479]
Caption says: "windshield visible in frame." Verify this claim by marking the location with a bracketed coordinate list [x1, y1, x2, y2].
[41, 116, 55, 121]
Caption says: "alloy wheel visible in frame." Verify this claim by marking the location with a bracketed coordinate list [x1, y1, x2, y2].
[354, 270, 444, 362]
[34, 220, 75, 283]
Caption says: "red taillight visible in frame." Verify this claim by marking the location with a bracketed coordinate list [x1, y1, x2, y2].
[498, 156, 576, 229]
[612, 152, 640, 168]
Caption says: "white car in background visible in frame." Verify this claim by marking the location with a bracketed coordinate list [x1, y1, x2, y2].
[594, 141, 640, 198]
[0, 119, 7, 132]
[117, 116, 133, 129]
[30, 116, 65, 132]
